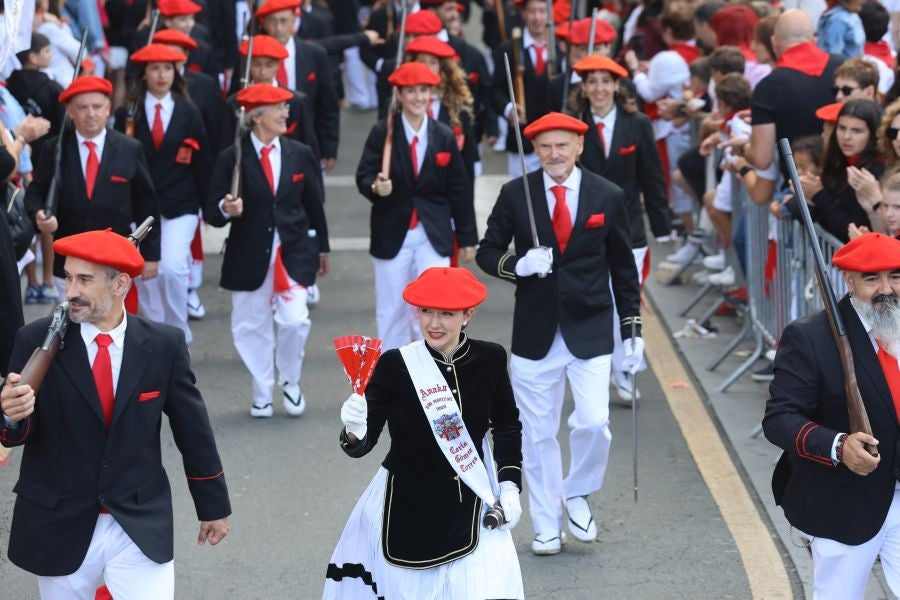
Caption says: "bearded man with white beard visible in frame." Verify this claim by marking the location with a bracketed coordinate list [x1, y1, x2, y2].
[764, 232, 900, 599]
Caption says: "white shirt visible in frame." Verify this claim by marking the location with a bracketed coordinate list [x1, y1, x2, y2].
[144, 92, 174, 134]
[75, 128, 107, 180]
[251, 132, 282, 195]
[592, 105, 617, 159]
[284, 36, 297, 90]
[401, 113, 428, 175]
[79, 310, 128, 396]
[542, 166, 582, 222]
[522, 28, 548, 72]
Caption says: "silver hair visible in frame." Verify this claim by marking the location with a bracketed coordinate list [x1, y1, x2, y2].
[242, 106, 267, 132]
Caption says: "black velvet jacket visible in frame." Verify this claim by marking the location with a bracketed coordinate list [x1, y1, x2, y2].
[341, 336, 522, 568]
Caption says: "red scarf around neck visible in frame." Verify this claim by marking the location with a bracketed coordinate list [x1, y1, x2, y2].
[865, 41, 895, 69]
[668, 42, 699, 65]
[776, 41, 829, 77]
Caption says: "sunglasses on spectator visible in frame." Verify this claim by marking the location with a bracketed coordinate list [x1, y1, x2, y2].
[887, 127, 900, 141]
[832, 85, 858, 97]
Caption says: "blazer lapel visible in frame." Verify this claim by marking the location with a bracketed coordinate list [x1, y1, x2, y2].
[275, 137, 294, 202]
[564, 171, 593, 251]
[110, 315, 150, 429]
[841, 297, 899, 422]
[64, 136, 89, 203]
[583, 111, 607, 169]
[94, 129, 114, 192]
[606, 111, 627, 164]
[243, 136, 274, 199]
[417, 119, 439, 180]
[56, 323, 105, 425]
[394, 117, 416, 189]
[163, 100, 187, 152]
[527, 170, 556, 251]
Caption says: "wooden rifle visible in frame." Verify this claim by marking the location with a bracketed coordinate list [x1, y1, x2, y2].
[494, 0, 508, 43]
[546, 0, 556, 78]
[559, 0, 578, 112]
[380, 0, 409, 181]
[778, 138, 878, 456]
[124, 9, 161, 138]
[510, 28, 526, 117]
[44, 29, 89, 220]
[15, 218, 155, 394]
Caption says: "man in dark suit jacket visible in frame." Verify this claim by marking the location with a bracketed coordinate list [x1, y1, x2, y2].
[0, 229, 230, 598]
[491, 0, 562, 176]
[764, 233, 900, 599]
[206, 83, 329, 419]
[476, 112, 643, 556]
[24, 76, 160, 296]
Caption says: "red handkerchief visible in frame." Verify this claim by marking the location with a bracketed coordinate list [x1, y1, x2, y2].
[307, 71, 317, 82]
[138, 391, 160, 402]
[619, 145, 636, 155]
[286, 121, 298, 135]
[435, 152, 451, 166]
[468, 71, 480, 84]
[292, 173, 304, 182]
[586, 213, 606, 228]
[175, 147, 193, 164]
[110, 175, 127, 183]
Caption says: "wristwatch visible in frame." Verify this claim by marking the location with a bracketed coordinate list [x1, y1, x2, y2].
[738, 165, 753, 177]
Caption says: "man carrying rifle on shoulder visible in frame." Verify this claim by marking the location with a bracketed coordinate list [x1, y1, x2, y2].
[0, 229, 231, 599]
[764, 232, 900, 598]
[25, 76, 160, 300]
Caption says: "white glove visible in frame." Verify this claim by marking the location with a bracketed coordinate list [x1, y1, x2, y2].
[498, 481, 522, 531]
[514, 247, 553, 277]
[622, 336, 645, 374]
[341, 393, 368, 439]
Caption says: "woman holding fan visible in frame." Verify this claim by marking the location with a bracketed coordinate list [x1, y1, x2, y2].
[325, 267, 524, 600]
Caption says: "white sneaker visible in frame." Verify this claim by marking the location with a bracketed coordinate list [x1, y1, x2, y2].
[250, 403, 273, 418]
[282, 383, 306, 417]
[531, 533, 563, 555]
[665, 243, 701, 265]
[307, 284, 320, 307]
[187, 289, 206, 320]
[708, 266, 735, 287]
[612, 370, 641, 405]
[702, 252, 726, 271]
[565, 496, 598, 542]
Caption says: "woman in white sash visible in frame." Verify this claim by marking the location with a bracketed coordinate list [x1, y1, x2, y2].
[324, 267, 525, 600]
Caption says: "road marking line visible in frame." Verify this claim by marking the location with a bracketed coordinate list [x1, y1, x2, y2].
[643, 301, 793, 599]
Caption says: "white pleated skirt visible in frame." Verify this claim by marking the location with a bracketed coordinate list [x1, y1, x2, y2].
[323, 467, 525, 600]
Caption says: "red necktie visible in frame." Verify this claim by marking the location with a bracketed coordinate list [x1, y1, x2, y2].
[409, 135, 419, 229]
[597, 122, 606, 156]
[877, 341, 900, 424]
[276, 60, 288, 88]
[534, 44, 546, 75]
[84, 140, 99, 200]
[152, 103, 164, 150]
[551, 185, 572, 254]
[92, 333, 115, 427]
[260, 145, 275, 193]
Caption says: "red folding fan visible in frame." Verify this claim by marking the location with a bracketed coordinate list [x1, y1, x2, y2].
[333, 335, 384, 394]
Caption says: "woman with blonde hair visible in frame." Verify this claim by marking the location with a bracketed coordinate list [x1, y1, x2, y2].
[877, 99, 900, 173]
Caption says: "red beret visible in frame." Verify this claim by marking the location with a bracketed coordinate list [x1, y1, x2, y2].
[556, 21, 570, 41]
[130, 43, 187, 64]
[553, 0, 571, 25]
[572, 55, 628, 79]
[152, 29, 198, 51]
[404, 11, 443, 35]
[237, 83, 294, 111]
[523, 111, 589, 139]
[256, 0, 300, 18]
[239, 34, 289, 60]
[815, 101, 844, 124]
[832, 233, 900, 272]
[403, 267, 487, 309]
[567, 17, 617, 46]
[59, 75, 113, 103]
[53, 229, 144, 277]
[157, 0, 202, 17]
[387, 62, 441, 87]
[405, 36, 456, 59]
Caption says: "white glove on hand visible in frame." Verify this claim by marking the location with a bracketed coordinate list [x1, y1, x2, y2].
[341, 393, 368, 439]
[498, 481, 522, 531]
[514, 247, 553, 277]
[622, 336, 645, 374]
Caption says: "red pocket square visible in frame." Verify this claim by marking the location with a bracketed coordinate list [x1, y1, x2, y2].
[468, 71, 480, 84]
[181, 137, 200, 150]
[435, 152, 452, 167]
[292, 173, 304, 182]
[307, 72, 317, 82]
[286, 121, 298, 135]
[110, 175, 127, 183]
[586, 213, 606, 228]
[138, 391, 160, 402]
[619, 145, 637, 155]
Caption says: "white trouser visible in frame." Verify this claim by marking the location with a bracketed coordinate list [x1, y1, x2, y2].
[37, 514, 174, 600]
[343, 47, 377, 109]
[231, 260, 310, 408]
[509, 331, 612, 536]
[811, 486, 900, 599]
[507, 152, 541, 178]
[136, 214, 197, 343]
[372, 224, 449, 351]
[611, 245, 648, 374]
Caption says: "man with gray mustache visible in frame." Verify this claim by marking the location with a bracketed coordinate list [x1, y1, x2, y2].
[765, 232, 900, 598]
